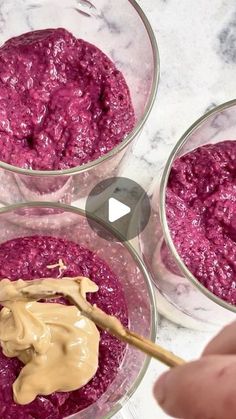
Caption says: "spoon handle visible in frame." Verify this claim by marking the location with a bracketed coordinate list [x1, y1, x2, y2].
[79, 302, 185, 367]
[121, 329, 185, 367]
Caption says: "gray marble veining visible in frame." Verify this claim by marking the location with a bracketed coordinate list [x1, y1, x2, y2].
[125, 0, 236, 188]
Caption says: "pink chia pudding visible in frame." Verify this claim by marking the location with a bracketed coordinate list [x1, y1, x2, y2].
[167, 140, 236, 305]
[0, 236, 128, 418]
[0, 28, 135, 170]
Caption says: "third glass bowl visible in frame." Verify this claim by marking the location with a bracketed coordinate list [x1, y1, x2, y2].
[139, 99, 236, 331]
[0, 0, 159, 207]
[0, 201, 156, 419]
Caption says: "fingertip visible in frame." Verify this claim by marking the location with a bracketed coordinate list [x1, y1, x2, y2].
[153, 371, 170, 406]
[201, 342, 211, 356]
[202, 322, 236, 356]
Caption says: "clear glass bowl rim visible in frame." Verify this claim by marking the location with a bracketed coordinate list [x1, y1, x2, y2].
[159, 98, 236, 314]
[0, 201, 157, 419]
[0, 0, 160, 177]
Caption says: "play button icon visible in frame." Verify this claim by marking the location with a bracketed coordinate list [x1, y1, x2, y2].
[108, 198, 131, 223]
[85, 177, 151, 242]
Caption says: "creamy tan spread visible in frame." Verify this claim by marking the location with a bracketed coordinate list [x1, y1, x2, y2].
[0, 277, 100, 405]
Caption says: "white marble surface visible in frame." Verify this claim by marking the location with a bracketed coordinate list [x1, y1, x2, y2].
[117, 0, 236, 418]
[0, 0, 233, 418]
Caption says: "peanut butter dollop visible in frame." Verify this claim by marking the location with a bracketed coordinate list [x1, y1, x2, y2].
[0, 277, 100, 405]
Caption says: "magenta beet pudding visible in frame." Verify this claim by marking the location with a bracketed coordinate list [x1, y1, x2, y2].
[0, 28, 135, 170]
[166, 140, 236, 305]
[0, 235, 128, 418]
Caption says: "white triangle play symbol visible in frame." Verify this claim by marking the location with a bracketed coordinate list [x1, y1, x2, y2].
[108, 197, 131, 223]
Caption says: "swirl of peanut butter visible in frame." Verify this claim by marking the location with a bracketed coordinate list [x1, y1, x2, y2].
[0, 277, 100, 405]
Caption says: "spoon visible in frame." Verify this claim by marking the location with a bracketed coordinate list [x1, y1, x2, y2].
[20, 277, 185, 368]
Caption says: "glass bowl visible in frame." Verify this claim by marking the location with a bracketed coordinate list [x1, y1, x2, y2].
[0, 202, 157, 419]
[0, 0, 159, 207]
[139, 100, 236, 331]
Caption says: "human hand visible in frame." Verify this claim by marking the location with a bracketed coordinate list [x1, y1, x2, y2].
[153, 321, 236, 419]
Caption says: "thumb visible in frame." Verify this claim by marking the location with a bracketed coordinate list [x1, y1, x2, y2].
[154, 355, 236, 419]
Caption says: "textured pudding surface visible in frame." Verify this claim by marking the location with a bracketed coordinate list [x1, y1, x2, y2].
[167, 141, 236, 305]
[0, 236, 128, 418]
[0, 28, 135, 170]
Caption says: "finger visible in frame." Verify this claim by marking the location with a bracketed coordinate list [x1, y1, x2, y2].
[153, 355, 236, 419]
[203, 321, 236, 356]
